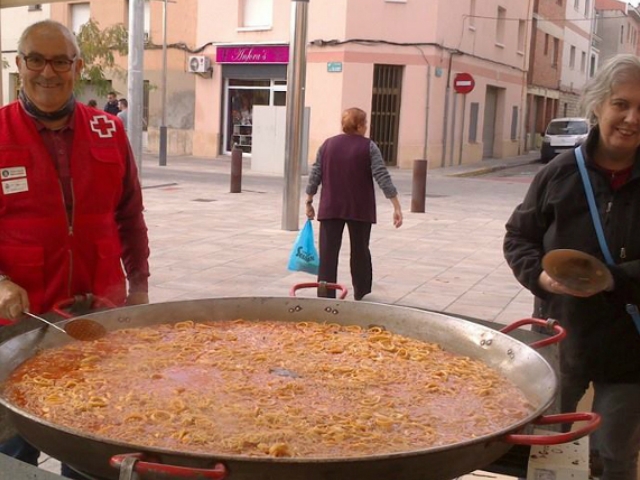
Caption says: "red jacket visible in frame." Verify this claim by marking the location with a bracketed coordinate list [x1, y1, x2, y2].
[0, 102, 135, 313]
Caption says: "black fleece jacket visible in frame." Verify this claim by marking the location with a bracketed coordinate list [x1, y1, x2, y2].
[504, 127, 640, 383]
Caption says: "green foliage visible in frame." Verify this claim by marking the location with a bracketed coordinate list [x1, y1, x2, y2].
[75, 19, 129, 96]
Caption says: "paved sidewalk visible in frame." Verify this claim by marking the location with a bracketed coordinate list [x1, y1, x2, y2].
[36, 150, 542, 476]
[139, 150, 540, 325]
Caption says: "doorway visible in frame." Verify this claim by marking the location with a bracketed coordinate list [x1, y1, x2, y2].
[482, 86, 499, 158]
[370, 64, 404, 166]
[223, 79, 287, 155]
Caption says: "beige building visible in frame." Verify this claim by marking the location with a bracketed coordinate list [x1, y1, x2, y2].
[595, 0, 640, 63]
[193, 0, 535, 169]
[2, 0, 537, 169]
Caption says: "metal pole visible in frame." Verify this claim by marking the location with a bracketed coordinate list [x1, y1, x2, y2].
[281, 0, 309, 231]
[159, 0, 168, 166]
[127, 0, 145, 179]
[410, 159, 428, 213]
[449, 92, 457, 167]
[458, 95, 466, 165]
[422, 64, 431, 160]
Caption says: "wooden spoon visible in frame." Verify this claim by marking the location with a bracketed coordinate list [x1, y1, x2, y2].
[24, 311, 107, 341]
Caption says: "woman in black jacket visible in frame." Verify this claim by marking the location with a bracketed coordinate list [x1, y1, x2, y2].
[504, 54, 640, 480]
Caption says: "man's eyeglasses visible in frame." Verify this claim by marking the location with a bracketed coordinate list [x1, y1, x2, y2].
[19, 53, 77, 73]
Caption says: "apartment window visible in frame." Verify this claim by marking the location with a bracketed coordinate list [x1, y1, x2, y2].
[469, 0, 476, 28]
[517, 20, 526, 52]
[584, 0, 590, 16]
[557, 0, 562, 5]
[496, 7, 506, 44]
[144, 0, 150, 42]
[621, 25, 624, 44]
[590, 54, 596, 77]
[70, 3, 90, 34]
[544, 34, 549, 55]
[27, 4, 42, 11]
[574, 0, 579, 9]
[241, 0, 273, 28]
[510, 106, 518, 141]
[552, 38, 559, 67]
[469, 102, 479, 143]
[581, 51, 586, 72]
[569, 45, 576, 69]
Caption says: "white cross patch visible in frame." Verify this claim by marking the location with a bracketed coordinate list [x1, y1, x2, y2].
[90, 115, 117, 138]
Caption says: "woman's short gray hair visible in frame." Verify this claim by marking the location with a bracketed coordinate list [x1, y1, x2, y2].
[18, 20, 81, 58]
[580, 54, 640, 125]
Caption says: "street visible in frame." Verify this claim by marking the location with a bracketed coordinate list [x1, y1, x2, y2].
[135, 153, 542, 325]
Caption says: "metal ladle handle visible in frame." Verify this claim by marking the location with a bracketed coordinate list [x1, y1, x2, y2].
[23, 311, 68, 335]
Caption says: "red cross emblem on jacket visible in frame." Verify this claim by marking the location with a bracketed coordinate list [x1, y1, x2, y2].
[89, 115, 117, 138]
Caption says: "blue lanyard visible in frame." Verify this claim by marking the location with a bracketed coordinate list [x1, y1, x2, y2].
[575, 146, 640, 334]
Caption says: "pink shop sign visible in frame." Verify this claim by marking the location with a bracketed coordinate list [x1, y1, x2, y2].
[216, 45, 289, 64]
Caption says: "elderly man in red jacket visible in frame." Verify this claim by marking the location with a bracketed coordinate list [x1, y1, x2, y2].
[0, 20, 150, 478]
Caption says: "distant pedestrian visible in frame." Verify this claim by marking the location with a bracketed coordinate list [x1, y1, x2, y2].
[87, 99, 97, 108]
[117, 98, 128, 131]
[305, 107, 403, 301]
[103, 90, 119, 115]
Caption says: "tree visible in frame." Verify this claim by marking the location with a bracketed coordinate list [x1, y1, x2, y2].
[75, 19, 129, 96]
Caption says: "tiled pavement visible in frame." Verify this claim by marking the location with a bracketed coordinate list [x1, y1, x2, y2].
[35, 149, 542, 477]
[137, 150, 539, 324]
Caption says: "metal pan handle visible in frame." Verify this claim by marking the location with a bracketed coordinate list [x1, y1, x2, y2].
[53, 294, 118, 318]
[110, 453, 228, 480]
[499, 318, 566, 349]
[290, 281, 349, 299]
[504, 412, 601, 445]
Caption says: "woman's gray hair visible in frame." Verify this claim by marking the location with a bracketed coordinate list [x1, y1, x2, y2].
[18, 20, 81, 58]
[580, 54, 640, 125]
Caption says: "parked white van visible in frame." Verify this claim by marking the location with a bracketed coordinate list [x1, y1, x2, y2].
[540, 117, 590, 163]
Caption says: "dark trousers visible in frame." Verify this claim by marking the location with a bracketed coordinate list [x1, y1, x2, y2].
[560, 378, 640, 480]
[318, 219, 372, 300]
[0, 435, 86, 479]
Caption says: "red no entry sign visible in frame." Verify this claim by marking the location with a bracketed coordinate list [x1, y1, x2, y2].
[453, 72, 475, 94]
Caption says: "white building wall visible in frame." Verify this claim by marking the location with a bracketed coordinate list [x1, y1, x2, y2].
[1, 4, 50, 104]
[561, 0, 593, 94]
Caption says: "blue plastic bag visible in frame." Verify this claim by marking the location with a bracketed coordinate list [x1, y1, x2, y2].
[287, 219, 319, 275]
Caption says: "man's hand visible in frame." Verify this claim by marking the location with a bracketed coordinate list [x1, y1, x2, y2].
[0, 280, 30, 321]
[126, 292, 149, 306]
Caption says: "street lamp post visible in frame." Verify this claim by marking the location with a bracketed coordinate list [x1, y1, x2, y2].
[127, 0, 145, 178]
[281, 0, 309, 231]
[159, 0, 168, 166]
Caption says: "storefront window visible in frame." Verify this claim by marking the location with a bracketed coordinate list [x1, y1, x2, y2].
[224, 79, 287, 154]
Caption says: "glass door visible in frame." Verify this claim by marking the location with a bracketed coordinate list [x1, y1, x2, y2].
[223, 79, 287, 154]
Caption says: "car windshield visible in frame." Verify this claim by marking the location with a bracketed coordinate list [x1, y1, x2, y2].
[546, 120, 589, 135]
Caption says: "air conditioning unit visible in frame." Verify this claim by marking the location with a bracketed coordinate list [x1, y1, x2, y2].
[188, 55, 211, 73]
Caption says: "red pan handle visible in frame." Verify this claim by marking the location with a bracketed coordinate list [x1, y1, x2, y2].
[504, 412, 601, 445]
[499, 318, 566, 349]
[290, 281, 349, 299]
[110, 453, 228, 480]
[53, 294, 117, 318]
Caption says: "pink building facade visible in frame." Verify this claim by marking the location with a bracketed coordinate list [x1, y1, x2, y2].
[192, 0, 535, 169]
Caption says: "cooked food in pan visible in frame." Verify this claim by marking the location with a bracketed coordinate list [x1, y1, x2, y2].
[3, 320, 533, 457]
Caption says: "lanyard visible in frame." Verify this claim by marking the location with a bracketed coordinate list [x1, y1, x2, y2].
[575, 146, 640, 334]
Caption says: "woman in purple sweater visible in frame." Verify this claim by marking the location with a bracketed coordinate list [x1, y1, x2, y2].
[305, 107, 403, 300]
